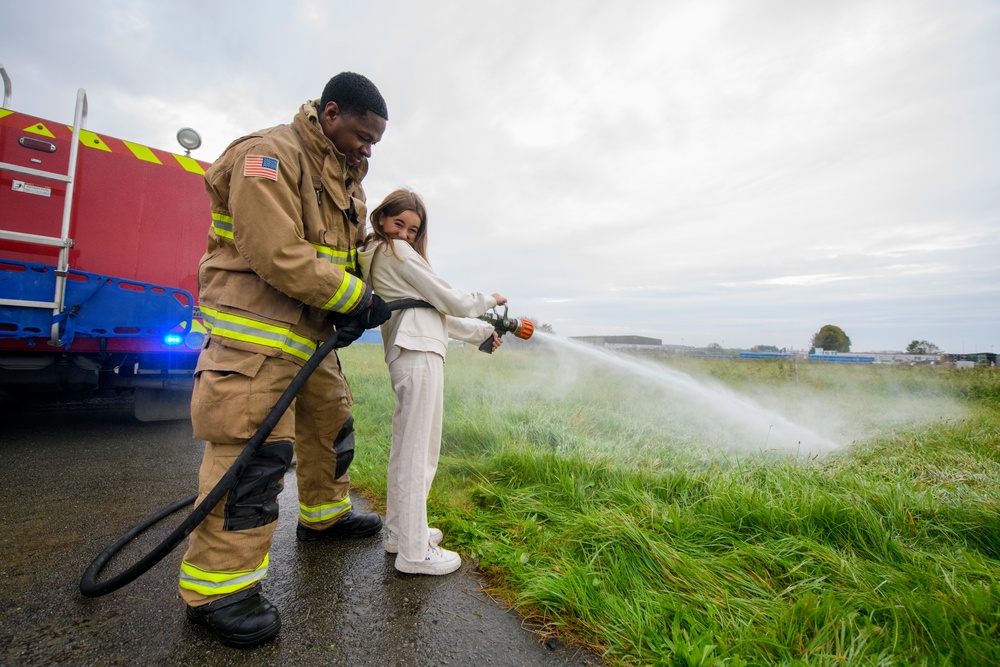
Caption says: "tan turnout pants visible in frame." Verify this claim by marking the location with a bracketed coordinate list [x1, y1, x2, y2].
[179, 338, 353, 607]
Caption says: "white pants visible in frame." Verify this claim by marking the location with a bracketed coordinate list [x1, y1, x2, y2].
[387, 349, 444, 563]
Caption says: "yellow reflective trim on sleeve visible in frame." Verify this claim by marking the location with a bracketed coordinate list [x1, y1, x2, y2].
[72, 128, 112, 152]
[311, 243, 357, 271]
[122, 140, 162, 164]
[0, 110, 12, 120]
[179, 554, 269, 596]
[174, 154, 206, 174]
[322, 273, 364, 313]
[211, 212, 234, 239]
[299, 495, 352, 524]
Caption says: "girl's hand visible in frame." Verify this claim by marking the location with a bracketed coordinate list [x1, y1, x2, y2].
[490, 331, 503, 352]
[492, 293, 507, 306]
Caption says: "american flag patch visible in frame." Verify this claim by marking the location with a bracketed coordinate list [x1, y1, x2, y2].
[244, 155, 279, 181]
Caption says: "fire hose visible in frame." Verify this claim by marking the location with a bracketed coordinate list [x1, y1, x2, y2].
[79, 298, 533, 598]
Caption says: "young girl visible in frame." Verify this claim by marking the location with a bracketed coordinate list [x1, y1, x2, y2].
[358, 188, 505, 575]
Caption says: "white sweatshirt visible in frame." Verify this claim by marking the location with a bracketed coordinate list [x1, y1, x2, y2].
[358, 239, 497, 364]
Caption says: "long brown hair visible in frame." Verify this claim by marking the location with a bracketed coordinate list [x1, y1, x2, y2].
[366, 188, 428, 260]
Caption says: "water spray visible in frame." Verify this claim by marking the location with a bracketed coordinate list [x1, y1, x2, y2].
[477, 304, 534, 353]
[533, 330, 840, 456]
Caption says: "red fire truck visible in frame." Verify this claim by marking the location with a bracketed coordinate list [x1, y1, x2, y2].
[0, 65, 211, 419]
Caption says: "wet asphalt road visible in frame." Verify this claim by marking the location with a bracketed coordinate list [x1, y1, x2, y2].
[0, 396, 601, 667]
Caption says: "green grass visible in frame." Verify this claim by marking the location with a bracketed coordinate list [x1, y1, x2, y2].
[340, 344, 1000, 666]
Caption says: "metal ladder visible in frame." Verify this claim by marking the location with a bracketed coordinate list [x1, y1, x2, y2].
[0, 64, 85, 346]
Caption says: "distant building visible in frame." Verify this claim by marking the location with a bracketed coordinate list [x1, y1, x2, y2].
[809, 349, 875, 364]
[870, 353, 942, 364]
[943, 352, 997, 367]
[571, 335, 662, 351]
[740, 351, 795, 360]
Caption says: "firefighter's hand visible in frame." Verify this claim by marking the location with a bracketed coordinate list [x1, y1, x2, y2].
[354, 294, 392, 328]
[334, 321, 366, 349]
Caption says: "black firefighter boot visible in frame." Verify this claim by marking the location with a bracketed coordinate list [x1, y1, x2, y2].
[186, 584, 280, 648]
[296, 509, 382, 541]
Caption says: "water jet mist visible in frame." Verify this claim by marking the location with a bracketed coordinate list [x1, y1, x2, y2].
[534, 331, 841, 457]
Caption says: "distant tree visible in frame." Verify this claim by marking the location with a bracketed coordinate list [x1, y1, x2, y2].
[810, 325, 851, 353]
[906, 340, 941, 355]
[752, 345, 780, 353]
[707, 342, 723, 351]
[539, 322, 555, 335]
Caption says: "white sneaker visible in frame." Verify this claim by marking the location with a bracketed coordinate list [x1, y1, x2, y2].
[394, 545, 462, 575]
[383, 527, 443, 554]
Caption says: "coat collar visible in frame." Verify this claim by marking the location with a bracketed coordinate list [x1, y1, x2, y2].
[292, 101, 369, 185]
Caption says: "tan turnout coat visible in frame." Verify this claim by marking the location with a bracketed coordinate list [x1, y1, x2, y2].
[197, 101, 372, 363]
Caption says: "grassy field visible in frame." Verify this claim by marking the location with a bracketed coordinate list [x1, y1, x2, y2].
[339, 343, 1000, 666]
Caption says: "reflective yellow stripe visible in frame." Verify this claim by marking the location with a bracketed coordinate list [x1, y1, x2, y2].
[71, 128, 112, 152]
[311, 243, 357, 271]
[211, 212, 234, 239]
[322, 272, 364, 313]
[174, 154, 206, 174]
[299, 495, 352, 524]
[200, 305, 316, 362]
[313, 244, 364, 312]
[24, 120, 54, 137]
[123, 141, 162, 164]
[179, 554, 269, 596]
[1, 111, 208, 171]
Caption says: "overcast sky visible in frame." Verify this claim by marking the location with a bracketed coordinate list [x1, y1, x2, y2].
[3, 1, 997, 353]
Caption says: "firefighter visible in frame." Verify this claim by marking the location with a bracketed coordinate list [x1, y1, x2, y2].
[179, 72, 392, 648]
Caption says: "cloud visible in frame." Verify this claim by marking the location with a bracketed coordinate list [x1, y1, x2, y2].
[3, 0, 997, 353]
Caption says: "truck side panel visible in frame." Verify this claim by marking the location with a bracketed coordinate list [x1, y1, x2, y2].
[0, 110, 210, 294]
[0, 109, 212, 404]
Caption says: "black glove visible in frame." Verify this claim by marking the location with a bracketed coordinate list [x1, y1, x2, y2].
[353, 294, 391, 328]
[333, 321, 366, 349]
[328, 294, 391, 349]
